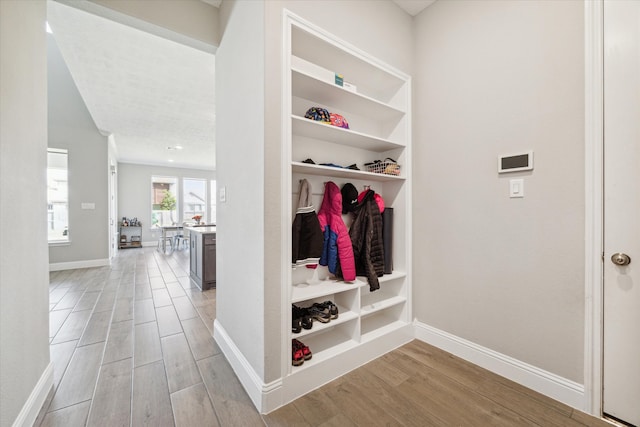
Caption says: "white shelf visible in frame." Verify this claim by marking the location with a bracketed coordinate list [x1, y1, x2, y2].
[292, 115, 404, 152]
[361, 320, 408, 343]
[292, 278, 364, 303]
[292, 69, 405, 119]
[292, 161, 405, 182]
[292, 308, 358, 339]
[291, 27, 406, 104]
[290, 331, 359, 373]
[371, 271, 406, 284]
[360, 296, 406, 318]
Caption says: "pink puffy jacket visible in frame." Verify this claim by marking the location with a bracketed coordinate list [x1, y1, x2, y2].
[317, 182, 356, 281]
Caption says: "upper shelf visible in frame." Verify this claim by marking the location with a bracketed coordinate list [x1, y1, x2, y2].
[292, 161, 406, 182]
[292, 69, 405, 119]
[292, 115, 404, 152]
[291, 25, 408, 104]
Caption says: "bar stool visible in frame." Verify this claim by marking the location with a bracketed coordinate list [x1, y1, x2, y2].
[174, 229, 190, 250]
[157, 236, 174, 252]
[174, 234, 187, 250]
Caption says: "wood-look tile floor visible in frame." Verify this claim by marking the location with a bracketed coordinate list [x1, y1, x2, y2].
[38, 247, 611, 427]
[38, 247, 263, 427]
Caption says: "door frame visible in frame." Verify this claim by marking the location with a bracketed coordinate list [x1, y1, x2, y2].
[584, 0, 604, 418]
[109, 161, 118, 259]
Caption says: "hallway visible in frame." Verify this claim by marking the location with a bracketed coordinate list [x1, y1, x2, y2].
[38, 247, 611, 427]
[39, 247, 263, 426]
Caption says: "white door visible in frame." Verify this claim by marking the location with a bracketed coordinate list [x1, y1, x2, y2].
[603, 1, 640, 425]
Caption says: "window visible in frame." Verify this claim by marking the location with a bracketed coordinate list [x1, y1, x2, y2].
[151, 176, 178, 227]
[47, 149, 69, 242]
[210, 180, 216, 224]
[183, 178, 206, 223]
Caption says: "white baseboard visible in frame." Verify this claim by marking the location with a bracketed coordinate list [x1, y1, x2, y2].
[212, 319, 585, 414]
[12, 362, 53, 427]
[413, 321, 585, 410]
[213, 320, 282, 414]
[49, 258, 110, 271]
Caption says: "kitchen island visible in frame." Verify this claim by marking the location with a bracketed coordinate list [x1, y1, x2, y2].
[187, 226, 216, 290]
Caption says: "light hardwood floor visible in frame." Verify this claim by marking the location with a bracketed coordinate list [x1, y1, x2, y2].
[38, 247, 611, 427]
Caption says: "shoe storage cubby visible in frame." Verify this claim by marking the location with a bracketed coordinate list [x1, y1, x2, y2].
[282, 11, 412, 402]
[291, 276, 360, 342]
[361, 304, 407, 342]
[360, 275, 406, 315]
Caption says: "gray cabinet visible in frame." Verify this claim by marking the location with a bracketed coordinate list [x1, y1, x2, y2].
[189, 229, 216, 290]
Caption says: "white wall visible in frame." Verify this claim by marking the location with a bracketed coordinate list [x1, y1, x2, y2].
[117, 162, 215, 244]
[48, 33, 110, 267]
[413, 0, 585, 383]
[216, 0, 267, 380]
[0, 1, 51, 426]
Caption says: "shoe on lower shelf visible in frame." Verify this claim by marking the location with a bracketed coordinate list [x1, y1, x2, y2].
[292, 345, 305, 366]
[315, 301, 339, 319]
[293, 339, 312, 361]
[292, 316, 301, 334]
[307, 305, 331, 323]
[292, 304, 313, 333]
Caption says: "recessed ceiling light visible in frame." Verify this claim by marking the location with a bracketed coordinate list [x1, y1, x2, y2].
[168, 159, 174, 163]
[167, 145, 183, 151]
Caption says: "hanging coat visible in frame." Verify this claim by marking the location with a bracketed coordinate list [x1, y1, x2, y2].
[349, 189, 384, 291]
[292, 179, 323, 266]
[317, 181, 356, 281]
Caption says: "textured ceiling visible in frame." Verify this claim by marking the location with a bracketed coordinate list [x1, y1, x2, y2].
[47, 1, 216, 170]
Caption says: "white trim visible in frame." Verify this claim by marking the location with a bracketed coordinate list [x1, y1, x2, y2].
[584, 0, 604, 418]
[414, 321, 585, 410]
[53, 0, 218, 54]
[11, 363, 53, 427]
[213, 320, 282, 414]
[48, 258, 110, 271]
[280, 10, 294, 381]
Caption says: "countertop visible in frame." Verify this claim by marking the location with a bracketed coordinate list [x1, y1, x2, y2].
[185, 225, 216, 234]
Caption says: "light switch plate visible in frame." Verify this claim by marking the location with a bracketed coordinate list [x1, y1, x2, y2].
[81, 202, 95, 209]
[510, 179, 524, 198]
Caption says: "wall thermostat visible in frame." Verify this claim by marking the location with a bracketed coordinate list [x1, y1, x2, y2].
[498, 151, 533, 173]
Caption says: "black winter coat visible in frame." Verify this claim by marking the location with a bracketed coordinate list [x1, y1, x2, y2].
[349, 190, 384, 291]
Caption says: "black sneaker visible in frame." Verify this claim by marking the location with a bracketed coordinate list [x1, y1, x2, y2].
[307, 305, 331, 323]
[323, 301, 339, 319]
[293, 305, 313, 332]
[292, 305, 301, 333]
[301, 312, 313, 329]
[313, 301, 338, 319]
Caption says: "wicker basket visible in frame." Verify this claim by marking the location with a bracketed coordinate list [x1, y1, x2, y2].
[364, 158, 401, 176]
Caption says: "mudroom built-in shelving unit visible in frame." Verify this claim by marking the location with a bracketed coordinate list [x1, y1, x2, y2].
[281, 10, 413, 407]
